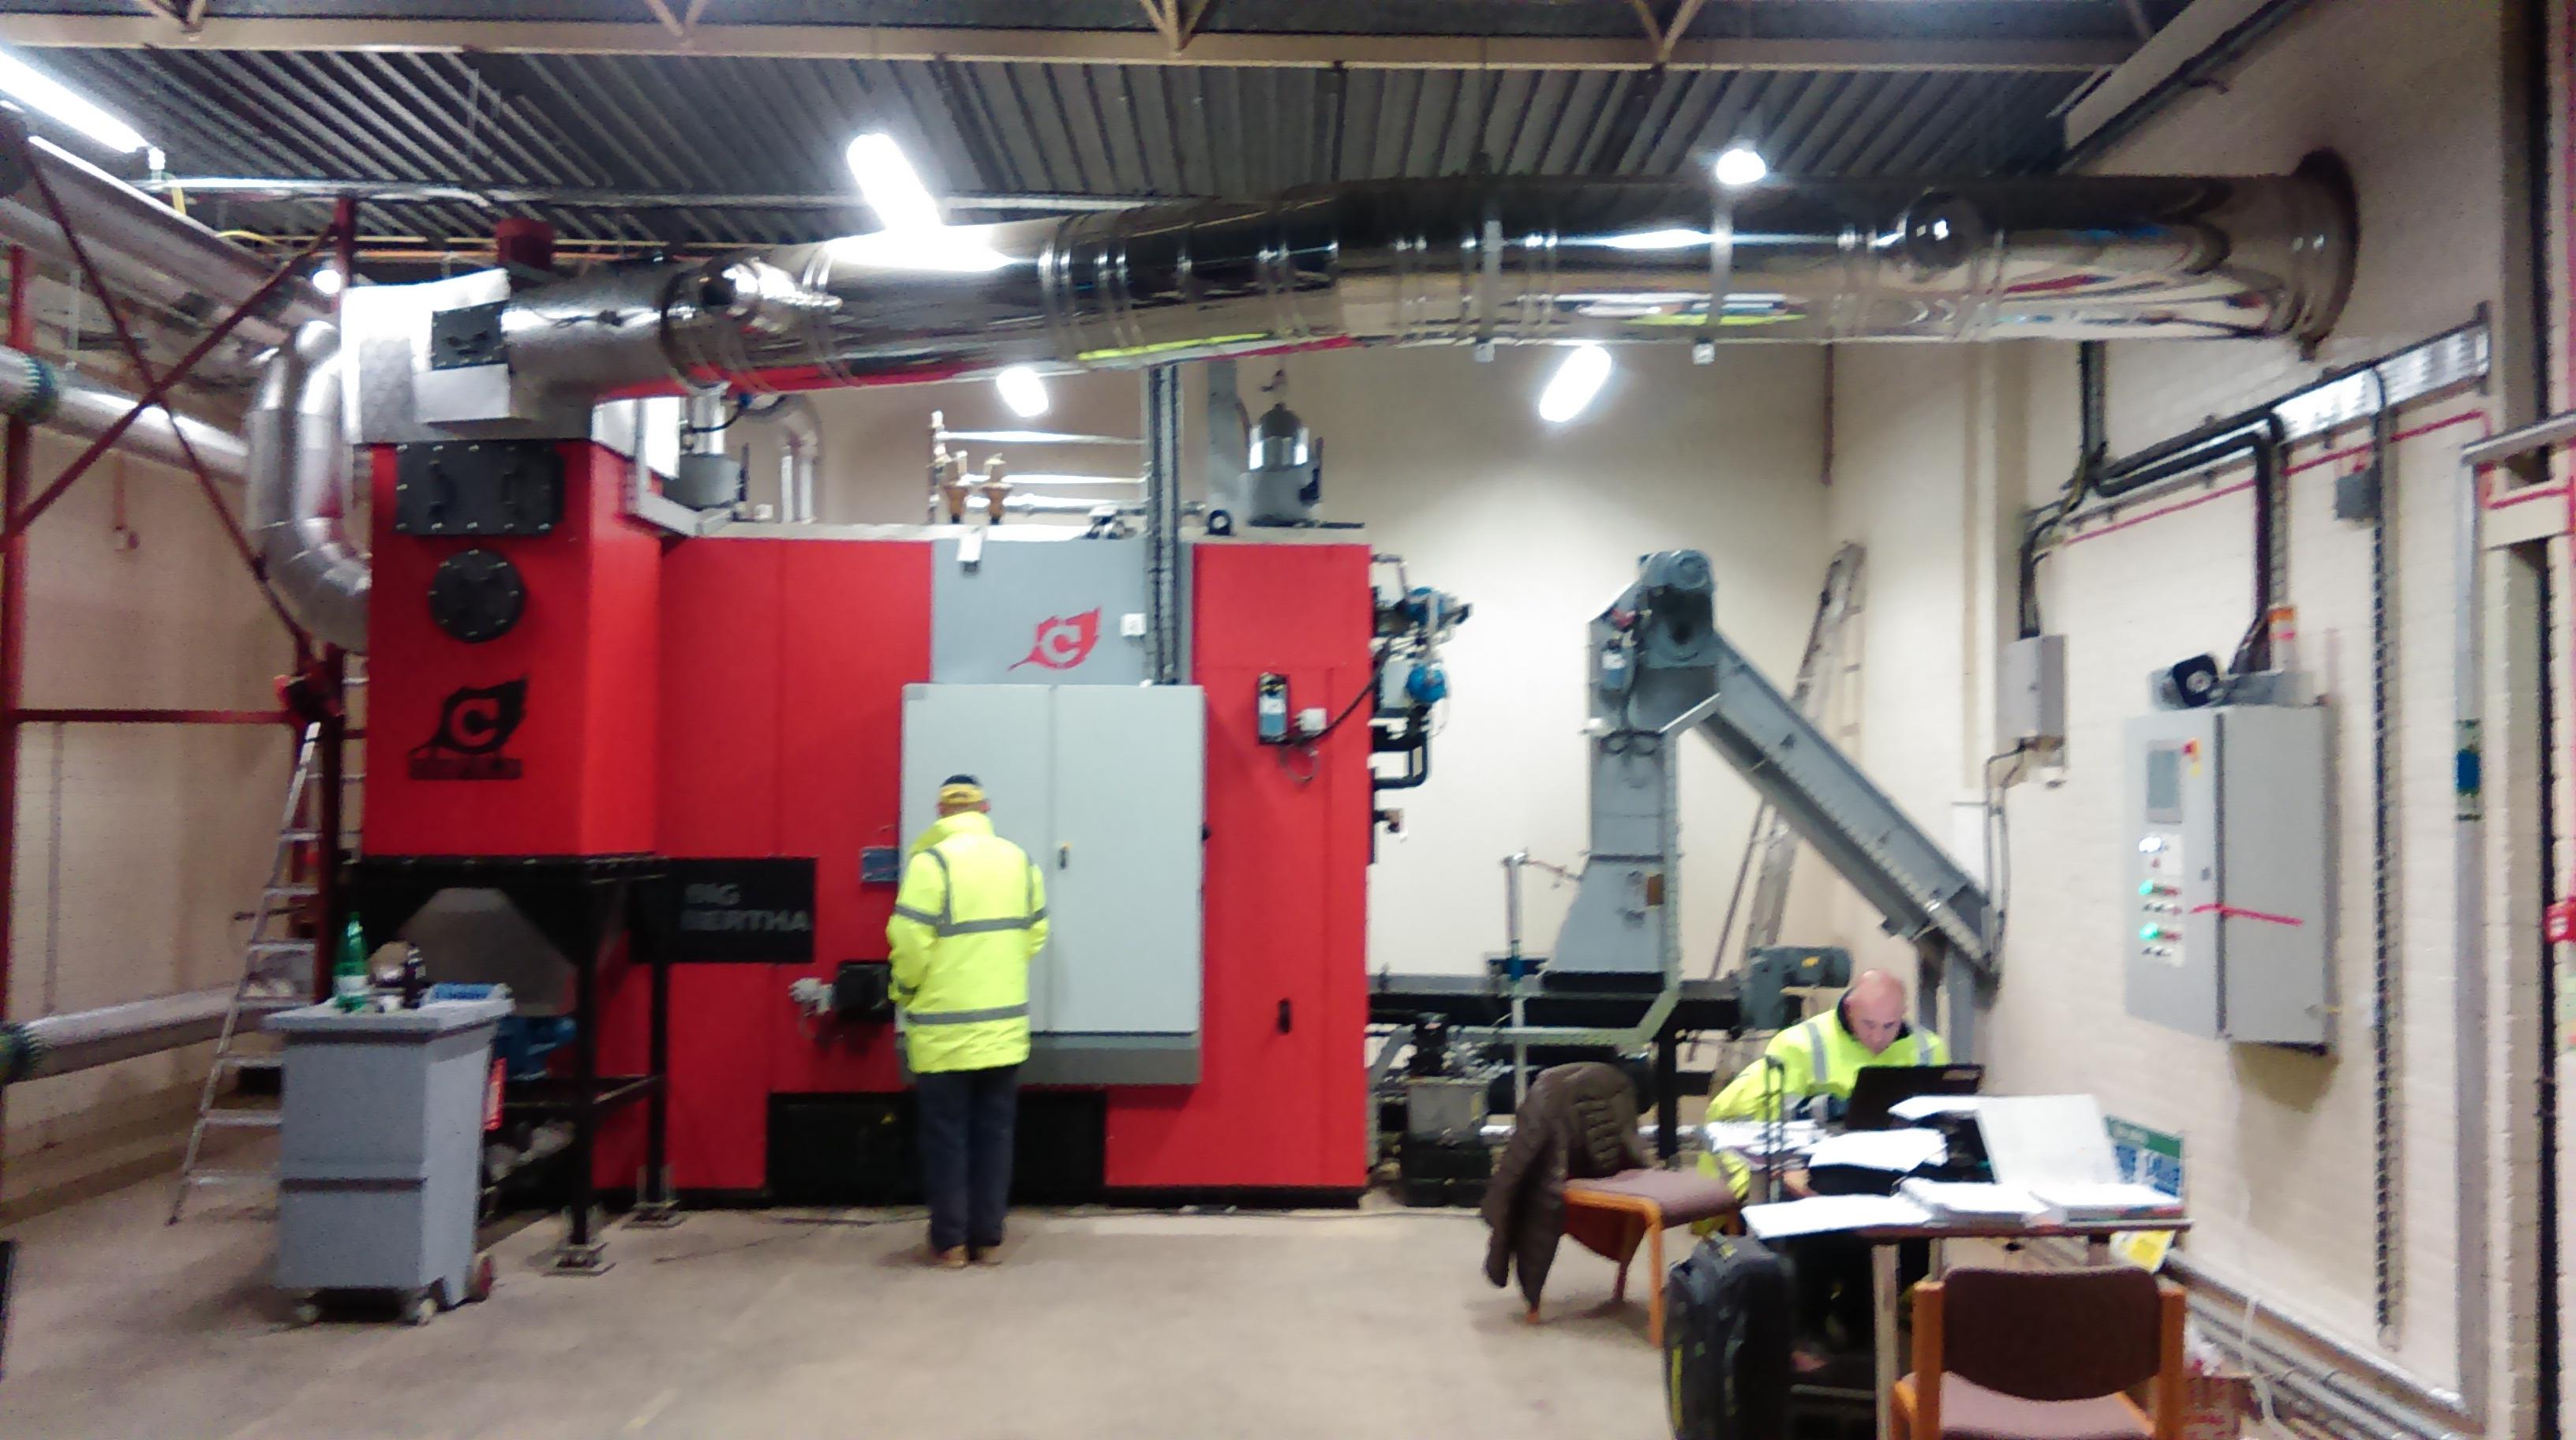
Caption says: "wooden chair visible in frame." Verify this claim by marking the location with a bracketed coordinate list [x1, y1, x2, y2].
[1893, 1266, 2185, 1440]
[1556, 1168, 1739, 1345]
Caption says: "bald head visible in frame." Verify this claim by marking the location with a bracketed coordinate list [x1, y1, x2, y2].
[1842, 969, 1909, 1055]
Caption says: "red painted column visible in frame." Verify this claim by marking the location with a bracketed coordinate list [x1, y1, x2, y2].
[0, 246, 30, 1192]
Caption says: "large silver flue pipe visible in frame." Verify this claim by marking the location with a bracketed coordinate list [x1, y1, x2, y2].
[247, 322, 367, 652]
[0, 122, 329, 351]
[494, 167, 2357, 396]
[0, 343, 248, 480]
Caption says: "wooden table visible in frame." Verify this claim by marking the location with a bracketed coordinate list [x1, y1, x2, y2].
[1841, 1215, 2192, 1440]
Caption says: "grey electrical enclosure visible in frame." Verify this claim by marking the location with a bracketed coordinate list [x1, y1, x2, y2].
[2122, 703, 2331, 1046]
[901, 683, 1205, 1083]
[2000, 635, 2067, 746]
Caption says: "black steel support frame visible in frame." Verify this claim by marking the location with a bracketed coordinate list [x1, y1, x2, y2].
[348, 854, 670, 1269]
[1369, 971, 1740, 1159]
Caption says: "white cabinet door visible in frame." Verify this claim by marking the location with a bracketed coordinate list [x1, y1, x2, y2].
[900, 684, 1204, 1042]
[1050, 686, 1204, 1038]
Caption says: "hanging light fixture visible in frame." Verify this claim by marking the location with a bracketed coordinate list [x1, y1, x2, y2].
[1713, 144, 1769, 188]
[0, 51, 146, 154]
[844, 132, 942, 232]
[994, 365, 1050, 418]
[1537, 345, 1612, 424]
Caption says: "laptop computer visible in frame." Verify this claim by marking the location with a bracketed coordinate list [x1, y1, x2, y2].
[1842, 1063, 1986, 1131]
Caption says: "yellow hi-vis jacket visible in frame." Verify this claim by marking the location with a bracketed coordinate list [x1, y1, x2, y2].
[1709, 1010, 1948, 1123]
[1700, 1010, 1947, 1199]
[886, 812, 1049, 1074]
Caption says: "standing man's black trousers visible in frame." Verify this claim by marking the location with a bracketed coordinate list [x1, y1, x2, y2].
[916, 1063, 1020, 1252]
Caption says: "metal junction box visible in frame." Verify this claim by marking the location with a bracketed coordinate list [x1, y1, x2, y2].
[2000, 634, 2067, 747]
[2122, 703, 2331, 1047]
[901, 683, 1206, 1084]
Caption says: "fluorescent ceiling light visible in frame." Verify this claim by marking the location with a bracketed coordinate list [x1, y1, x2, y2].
[1601, 227, 1709, 252]
[1713, 144, 1769, 188]
[0, 52, 146, 154]
[1537, 344, 1612, 425]
[311, 264, 345, 298]
[995, 366, 1050, 418]
[845, 132, 941, 233]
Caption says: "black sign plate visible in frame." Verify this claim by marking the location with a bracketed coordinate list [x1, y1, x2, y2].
[657, 858, 817, 963]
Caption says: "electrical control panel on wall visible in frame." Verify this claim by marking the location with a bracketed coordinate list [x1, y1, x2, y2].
[2123, 703, 2331, 1047]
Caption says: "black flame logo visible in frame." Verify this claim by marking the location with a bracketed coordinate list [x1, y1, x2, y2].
[414, 679, 527, 759]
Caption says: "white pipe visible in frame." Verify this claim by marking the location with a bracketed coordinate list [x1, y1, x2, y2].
[745, 393, 820, 523]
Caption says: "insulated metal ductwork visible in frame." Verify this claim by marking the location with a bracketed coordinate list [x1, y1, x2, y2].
[0, 112, 330, 353]
[0, 985, 294, 1085]
[0, 343, 249, 479]
[485, 165, 2357, 397]
[248, 321, 368, 652]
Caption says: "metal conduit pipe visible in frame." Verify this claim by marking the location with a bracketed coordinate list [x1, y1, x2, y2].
[0, 343, 248, 479]
[246, 322, 367, 652]
[487, 166, 2357, 398]
[0, 986, 294, 1085]
[2159, 1251, 2472, 1440]
[0, 122, 328, 349]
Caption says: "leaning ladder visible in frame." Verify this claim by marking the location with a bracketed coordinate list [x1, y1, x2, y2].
[169, 681, 362, 1221]
[1710, 542, 1866, 973]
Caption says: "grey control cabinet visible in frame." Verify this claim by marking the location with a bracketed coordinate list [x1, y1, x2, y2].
[267, 998, 508, 1318]
[900, 684, 1205, 1084]
[2122, 704, 2331, 1046]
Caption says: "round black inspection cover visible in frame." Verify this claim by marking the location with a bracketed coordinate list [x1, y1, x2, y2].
[428, 548, 526, 643]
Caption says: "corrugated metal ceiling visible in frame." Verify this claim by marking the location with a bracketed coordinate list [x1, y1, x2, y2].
[29, 47, 2090, 253]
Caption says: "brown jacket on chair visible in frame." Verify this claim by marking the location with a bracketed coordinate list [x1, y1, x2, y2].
[1480, 1062, 1653, 1307]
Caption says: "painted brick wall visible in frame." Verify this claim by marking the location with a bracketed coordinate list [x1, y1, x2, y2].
[783, 344, 1838, 979]
[2, 429, 295, 1210]
[1827, 0, 2540, 1419]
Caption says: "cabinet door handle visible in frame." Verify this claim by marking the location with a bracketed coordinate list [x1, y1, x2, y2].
[1276, 999, 1293, 1034]
[1058, 843, 1070, 869]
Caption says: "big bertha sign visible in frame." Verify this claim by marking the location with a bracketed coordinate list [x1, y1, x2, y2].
[655, 858, 817, 962]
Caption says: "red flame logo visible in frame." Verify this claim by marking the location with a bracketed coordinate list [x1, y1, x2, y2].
[1009, 609, 1103, 671]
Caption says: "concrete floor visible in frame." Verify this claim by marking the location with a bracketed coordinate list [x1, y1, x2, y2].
[2, 1179, 1671, 1439]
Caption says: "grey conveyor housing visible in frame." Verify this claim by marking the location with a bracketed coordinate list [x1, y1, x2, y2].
[1533, 549, 1996, 1057]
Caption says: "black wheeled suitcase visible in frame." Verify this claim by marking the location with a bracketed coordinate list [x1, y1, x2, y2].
[1664, 1233, 1794, 1440]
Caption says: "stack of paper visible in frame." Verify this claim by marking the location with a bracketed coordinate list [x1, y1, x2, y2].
[1741, 1194, 1932, 1240]
[1889, 1094, 1989, 1123]
[2027, 1181, 2184, 1221]
[1702, 1119, 1822, 1161]
[1896, 1179, 2050, 1221]
[1806, 1127, 1947, 1174]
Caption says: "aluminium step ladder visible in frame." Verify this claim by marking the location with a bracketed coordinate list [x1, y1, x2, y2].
[1711, 542, 1866, 974]
[169, 668, 364, 1222]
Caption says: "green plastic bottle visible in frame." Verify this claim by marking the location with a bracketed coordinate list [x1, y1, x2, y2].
[333, 917, 372, 1013]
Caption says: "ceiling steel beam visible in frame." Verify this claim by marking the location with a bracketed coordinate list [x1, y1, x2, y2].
[636, 0, 687, 38]
[0, 17, 2133, 72]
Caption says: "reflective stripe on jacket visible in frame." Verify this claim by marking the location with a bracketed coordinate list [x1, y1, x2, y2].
[1706, 1011, 1947, 1124]
[886, 812, 1049, 1074]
